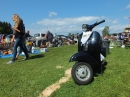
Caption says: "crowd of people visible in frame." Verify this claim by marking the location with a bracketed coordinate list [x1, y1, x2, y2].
[104, 31, 130, 47]
[39, 32, 79, 48]
[0, 14, 79, 64]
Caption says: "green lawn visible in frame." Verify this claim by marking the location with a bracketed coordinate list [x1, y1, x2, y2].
[0, 45, 130, 97]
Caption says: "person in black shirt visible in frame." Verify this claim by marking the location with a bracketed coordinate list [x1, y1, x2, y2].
[25, 30, 31, 40]
[7, 14, 29, 64]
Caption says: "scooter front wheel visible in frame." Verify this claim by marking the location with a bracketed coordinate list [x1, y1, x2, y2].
[71, 62, 93, 85]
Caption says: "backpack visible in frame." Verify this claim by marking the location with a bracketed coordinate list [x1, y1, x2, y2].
[20, 19, 26, 36]
[22, 24, 26, 35]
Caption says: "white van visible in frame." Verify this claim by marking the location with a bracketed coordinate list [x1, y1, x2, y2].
[34, 33, 45, 39]
[33, 33, 46, 47]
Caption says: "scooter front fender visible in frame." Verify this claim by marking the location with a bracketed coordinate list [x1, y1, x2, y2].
[69, 51, 98, 65]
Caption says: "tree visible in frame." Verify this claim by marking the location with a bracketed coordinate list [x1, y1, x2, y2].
[0, 21, 13, 34]
[102, 26, 110, 37]
[68, 33, 71, 37]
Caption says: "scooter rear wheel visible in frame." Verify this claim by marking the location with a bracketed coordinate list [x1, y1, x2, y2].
[71, 62, 93, 85]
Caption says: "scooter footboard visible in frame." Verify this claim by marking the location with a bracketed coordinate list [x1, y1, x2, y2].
[69, 51, 98, 65]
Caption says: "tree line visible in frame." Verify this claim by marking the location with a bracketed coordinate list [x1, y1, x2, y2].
[0, 21, 13, 34]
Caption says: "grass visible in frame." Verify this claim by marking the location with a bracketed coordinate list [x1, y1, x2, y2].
[0, 45, 76, 97]
[51, 47, 130, 97]
[0, 45, 130, 97]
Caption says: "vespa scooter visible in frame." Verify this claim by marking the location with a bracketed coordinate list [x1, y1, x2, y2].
[69, 20, 106, 85]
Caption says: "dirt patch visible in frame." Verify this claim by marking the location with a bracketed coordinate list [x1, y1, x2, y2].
[56, 66, 63, 69]
[38, 68, 71, 97]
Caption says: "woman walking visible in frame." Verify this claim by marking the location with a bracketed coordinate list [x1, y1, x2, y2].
[7, 14, 29, 64]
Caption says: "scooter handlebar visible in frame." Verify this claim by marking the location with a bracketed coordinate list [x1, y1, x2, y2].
[95, 20, 105, 26]
[82, 19, 105, 31]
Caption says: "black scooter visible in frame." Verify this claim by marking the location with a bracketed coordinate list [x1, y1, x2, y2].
[69, 20, 106, 85]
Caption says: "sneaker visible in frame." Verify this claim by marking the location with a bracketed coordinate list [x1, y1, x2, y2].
[7, 61, 14, 64]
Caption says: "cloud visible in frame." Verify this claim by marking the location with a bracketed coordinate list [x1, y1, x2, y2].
[49, 12, 57, 17]
[30, 16, 126, 36]
[112, 20, 118, 24]
[125, 4, 130, 9]
[109, 24, 127, 33]
[37, 16, 100, 26]
[35, 16, 101, 35]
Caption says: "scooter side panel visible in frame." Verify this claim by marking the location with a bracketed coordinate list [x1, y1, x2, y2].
[69, 51, 98, 65]
[88, 31, 102, 52]
[87, 31, 102, 63]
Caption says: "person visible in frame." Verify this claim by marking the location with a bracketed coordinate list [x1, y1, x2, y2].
[68, 34, 74, 44]
[1, 34, 6, 43]
[25, 30, 33, 53]
[123, 32, 128, 43]
[7, 14, 29, 64]
[45, 30, 53, 47]
[26, 40, 33, 53]
[104, 35, 109, 40]
[58, 36, 64, 47]
[11, 21, 29, 60]
[52, 33, 58, 47]
[25, 30, 31, 40]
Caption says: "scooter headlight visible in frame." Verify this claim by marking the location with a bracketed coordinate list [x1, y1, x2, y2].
[82, 24, 88, 32]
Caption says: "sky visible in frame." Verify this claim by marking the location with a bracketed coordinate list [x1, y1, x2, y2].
[0, 0, 130, 36]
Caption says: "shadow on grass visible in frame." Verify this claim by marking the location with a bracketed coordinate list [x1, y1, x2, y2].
[17, 54, 45, 62]
[30, 54, 45, 59]
[87, 62, 108, 85]
[93, 61, 108, 77]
